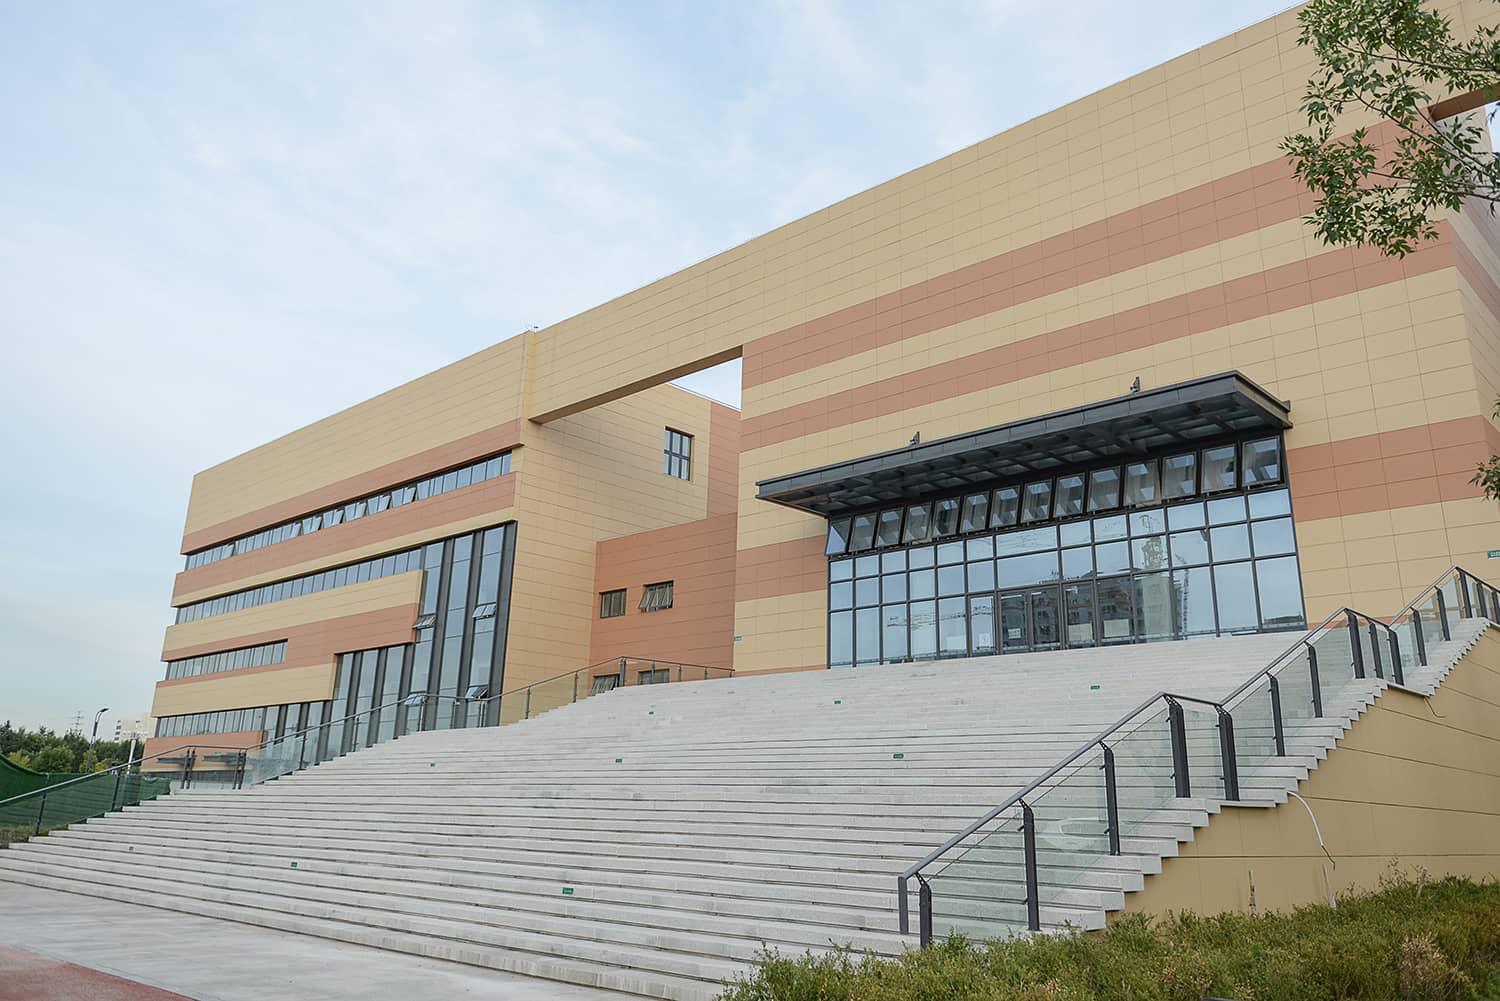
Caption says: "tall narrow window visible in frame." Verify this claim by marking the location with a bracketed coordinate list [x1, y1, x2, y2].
[640, 581, 674, 612]
[664, 429, 693, 480]
[933, 498, 961, 537]
[902, 503, 932, 543]
[599, 589, 626, 618]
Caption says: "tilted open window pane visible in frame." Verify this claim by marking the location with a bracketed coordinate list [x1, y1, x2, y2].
[1242, 437, 1281, 486]
[1202, 445, 1237, 492]
[902, 503, 932, 543]
[826, 517, 852, 556]
[1162, 452, 1197, 499]
[933, 498, 960, 537]
[990, 486, 1020, 528]
[1055, 473, 1085, 517]
[959, 493, 989, 533]
[1021, 481, 1052, 523]
[849, 513, 877, 551]
[1087, 467, 1121, 511]
[1124, 459, 1159, 507]
[875, 508, 903, 547]
[639, 581, 674, 612]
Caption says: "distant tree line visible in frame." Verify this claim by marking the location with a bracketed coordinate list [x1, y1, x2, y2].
[0, 722, 140, 774]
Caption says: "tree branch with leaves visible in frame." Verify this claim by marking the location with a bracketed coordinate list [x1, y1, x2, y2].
[1281, 0, 1500, 259]
[1285, 0, 1500, 501]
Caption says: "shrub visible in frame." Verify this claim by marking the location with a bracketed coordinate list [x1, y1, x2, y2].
[720, 876, 1500, 1001]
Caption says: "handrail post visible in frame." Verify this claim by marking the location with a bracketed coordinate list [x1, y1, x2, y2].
[1367, 621, 1384, 680]
[1021, 801, 1041, 932]
[917, 874, 933, 946]
[897, 876, 909, 935]
[524, 688, 532, 720]
[1436, 587, 1451, 641]
[182, 750, 195, 790]
[1101, 743, 1121, 856]
[1460, 573, 1473, 617]
[1307, 645, 1323, 717]
[1166, 697, 1191, 798]
[111, 769, 124, 812]
[1412, 610, 1428, 667]
[1268, 675, 1286, 756]
[1216, 706, 1240, 801]
[1348, 614, 1365, 679]
[1388, 629, 1404, 686]
[572, 672, 579, 704]
[34, 791, 46, 836]
[1478, 580, 1490, 620]
[233, 751, 247, 790]
[618, 657, 627, 688]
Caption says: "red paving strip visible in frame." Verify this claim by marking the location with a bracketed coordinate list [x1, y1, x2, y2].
[0, 945, 194, 1001]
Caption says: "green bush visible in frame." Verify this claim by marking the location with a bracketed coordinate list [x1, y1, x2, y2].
[721, 875, 1500, 1001]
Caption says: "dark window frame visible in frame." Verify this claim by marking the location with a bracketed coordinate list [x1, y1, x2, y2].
[599, 588, 627, 618]
[664, 428, 693, 481]
[640, 580, 675, 612]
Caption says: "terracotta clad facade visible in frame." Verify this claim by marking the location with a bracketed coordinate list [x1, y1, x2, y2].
[152, 0, 1500, 744]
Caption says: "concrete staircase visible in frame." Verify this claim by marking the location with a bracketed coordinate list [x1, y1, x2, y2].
[0, 623, 1488, 999]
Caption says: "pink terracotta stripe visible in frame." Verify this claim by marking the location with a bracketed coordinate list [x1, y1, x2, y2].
[741, 157, 1313, 391]
[739, 231, 1456, 452]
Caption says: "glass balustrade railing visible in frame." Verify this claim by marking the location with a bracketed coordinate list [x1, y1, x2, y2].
[0, 654, 731, 844]
[900, 565, 1498, 943]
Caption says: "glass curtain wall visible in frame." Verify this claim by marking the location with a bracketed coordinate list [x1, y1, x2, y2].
[157, 521, 517, 745]
[826, 436, 1303, 667]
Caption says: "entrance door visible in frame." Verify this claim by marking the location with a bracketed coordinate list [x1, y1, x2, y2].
[998, 586, 1062, 653]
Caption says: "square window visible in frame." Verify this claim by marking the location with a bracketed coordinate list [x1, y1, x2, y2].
[849, 512, 877, 551]
[639, 581, 674, 612]
[599, 590, 626, 618]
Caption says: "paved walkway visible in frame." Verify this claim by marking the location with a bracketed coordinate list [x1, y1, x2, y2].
[0, 884, 637, 1001]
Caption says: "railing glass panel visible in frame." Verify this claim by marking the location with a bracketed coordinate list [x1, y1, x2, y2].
[1107, 704, 1177, 840]
[1030, 746, 1112, 910]
[924, 812, 1028, 940]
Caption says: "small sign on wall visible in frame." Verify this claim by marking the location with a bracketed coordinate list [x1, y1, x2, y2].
[1489, 550, 1500, 559]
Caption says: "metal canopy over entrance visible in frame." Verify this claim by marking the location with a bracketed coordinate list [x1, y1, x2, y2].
[755, 372, 1291, 518]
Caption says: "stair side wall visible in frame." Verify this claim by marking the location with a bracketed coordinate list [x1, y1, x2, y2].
[1115, 626, 1500, 920]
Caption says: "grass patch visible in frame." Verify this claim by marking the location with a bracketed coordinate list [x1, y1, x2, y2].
[721, 875, 1500, 1001]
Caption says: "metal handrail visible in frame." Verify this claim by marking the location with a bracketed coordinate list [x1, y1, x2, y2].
[897, 565, 1499, 942]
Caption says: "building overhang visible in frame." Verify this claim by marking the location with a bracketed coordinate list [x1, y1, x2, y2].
[754, 372, 1291, 517]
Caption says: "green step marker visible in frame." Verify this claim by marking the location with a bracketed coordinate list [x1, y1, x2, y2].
[892, 753, 905, 760]
[833, 699, 842, 705]
[290, 861, 299, 869]
[615, 757, 623, 763]
[1090, 684, 1101, 691]
[561, 887, 574, 896]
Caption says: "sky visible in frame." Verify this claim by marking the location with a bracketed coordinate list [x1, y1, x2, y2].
[0, 0, 1296, 736]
